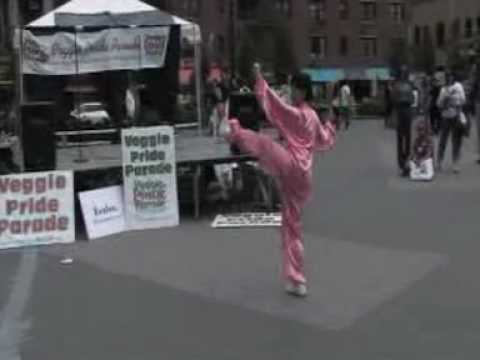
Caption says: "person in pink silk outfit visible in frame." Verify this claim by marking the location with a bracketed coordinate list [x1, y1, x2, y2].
[223, 64, 336, 297]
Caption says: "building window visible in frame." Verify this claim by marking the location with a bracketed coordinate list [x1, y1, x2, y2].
[360, 37, 377, 57]
[339, 36, 348, 56]
[451, 18, 460, 40]
[310, 36, 327, 59]
[436, 22, 445, 47]
[389, 2, 405, 23]
[217, 0, 225, 15]
[27, 0, 42, 11]
[238, 0, 259, 20]
[309, 0, 326, 23]
[217, 35, 225, 54]
[360, 1, 377, 21]
[339, 0, 349, 20]
[465, 18, 473, 38]
[182, 0, 199, 18]
[275, 0, 292, 17]
[414, 26, 421, 46]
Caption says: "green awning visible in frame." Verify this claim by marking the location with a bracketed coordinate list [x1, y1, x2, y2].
[304, 66, 391, 82]
[303, 68, 345, 82]
[366, 67, 391, 80]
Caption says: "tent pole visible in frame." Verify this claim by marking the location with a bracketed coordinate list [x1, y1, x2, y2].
[18, 28, 24, 106]
[73, 27, 88, 163]
[194, 28, 202, 136]
[16, 28, 25, 172]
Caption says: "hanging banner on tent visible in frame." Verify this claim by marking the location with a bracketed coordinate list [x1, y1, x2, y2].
[22, 26, 170, 75]
[0, 171, 75, 250]
[121, 126, 179, 230]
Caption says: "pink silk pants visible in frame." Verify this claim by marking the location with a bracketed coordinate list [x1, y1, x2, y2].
[230, 127, 311, 285]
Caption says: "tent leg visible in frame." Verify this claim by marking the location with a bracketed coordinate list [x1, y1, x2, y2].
[194, 42, 203, 136]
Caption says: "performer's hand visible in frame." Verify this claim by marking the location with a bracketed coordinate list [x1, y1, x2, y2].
[253, 62, 262, 79]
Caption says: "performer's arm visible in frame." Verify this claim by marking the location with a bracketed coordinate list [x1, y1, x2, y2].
[255, 73, 304, 136]
[315, 119, 336, 152]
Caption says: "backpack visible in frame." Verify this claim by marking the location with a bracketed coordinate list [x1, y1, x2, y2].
[394, 81, 414, 106]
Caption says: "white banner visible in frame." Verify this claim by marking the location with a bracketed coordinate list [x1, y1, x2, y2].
[122, 126, 179, 229]
[22, 27, 170, 75]
[0, 171, 75, 250]
[79, 185, 127, 240]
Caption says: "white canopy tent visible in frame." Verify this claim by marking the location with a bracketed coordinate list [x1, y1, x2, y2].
[27, 0, 202, 45]
[23, 0, 203, 131]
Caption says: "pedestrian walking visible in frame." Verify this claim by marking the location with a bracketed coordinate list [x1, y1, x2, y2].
[436, 71, 467, 173]
[384, 81, 393, 128]
[429, 77, 442, 135]
[222, 63, 336, 297]
[338, 80, 353, 130]
[471, 62, 480, 164]
[392, 66, 415, 177]
[331, 82, 341, 130]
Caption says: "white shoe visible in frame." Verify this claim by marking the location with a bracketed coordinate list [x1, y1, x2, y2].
[452, 165, 460, 174]
[285, 282, 308, 297]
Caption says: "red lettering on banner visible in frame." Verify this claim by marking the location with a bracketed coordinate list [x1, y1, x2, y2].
[6, 197, 62, 215]
[48, 199, 59, 212]
[0, 178, 9, 193]
[10, 179, 21, 192]
[23, 220, 31, 234]
[0, 220, 7, 233]
[6, 200, 17, 215]
[32, 219, 43, 232]
[11, 221, 21, 234]
[56, 176, 66, 190]
[0, 174, 67, 195]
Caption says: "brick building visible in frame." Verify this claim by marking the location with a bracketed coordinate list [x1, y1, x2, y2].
[162, 0, 409, 85]
[409, 0, 480, 68]
[0, 0, 411, 98]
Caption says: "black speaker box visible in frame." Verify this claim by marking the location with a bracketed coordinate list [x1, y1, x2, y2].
[228, 92, 263, 131]
[22, 103, 56, 171]
[228, 92, 264, 155]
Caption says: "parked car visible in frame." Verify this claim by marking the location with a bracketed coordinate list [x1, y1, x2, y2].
[70, 102, 111, 127]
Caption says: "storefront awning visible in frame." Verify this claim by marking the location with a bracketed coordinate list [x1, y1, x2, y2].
[303, 66, 391, 82]
[303, 68, 345, 82]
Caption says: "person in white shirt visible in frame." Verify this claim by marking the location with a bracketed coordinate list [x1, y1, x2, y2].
[436, 71, 467, 173]
[338, 80, 353, 130]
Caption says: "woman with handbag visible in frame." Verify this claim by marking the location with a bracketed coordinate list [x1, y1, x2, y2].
[436, 72, 467, 173]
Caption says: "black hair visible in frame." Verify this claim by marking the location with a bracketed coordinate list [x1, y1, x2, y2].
[291, 72, 313, 102]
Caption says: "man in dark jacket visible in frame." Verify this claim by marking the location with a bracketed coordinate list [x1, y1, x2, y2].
[392, 66, 415, 176]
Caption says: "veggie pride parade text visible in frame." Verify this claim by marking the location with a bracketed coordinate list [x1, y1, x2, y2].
[124, 132, 173, 211]
[124, 133, 173, 177]
[0, 173, 69, 236]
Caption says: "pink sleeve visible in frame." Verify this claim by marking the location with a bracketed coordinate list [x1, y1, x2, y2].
[315, 121, 336, 152]
[255, 75, 304, 136]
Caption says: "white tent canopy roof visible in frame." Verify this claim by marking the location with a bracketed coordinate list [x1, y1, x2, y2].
[27, 0, 201, 44]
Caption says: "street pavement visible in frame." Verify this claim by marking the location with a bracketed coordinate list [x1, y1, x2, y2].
[1, 120, 480, 360]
